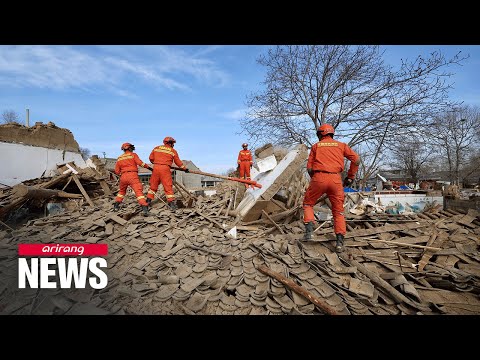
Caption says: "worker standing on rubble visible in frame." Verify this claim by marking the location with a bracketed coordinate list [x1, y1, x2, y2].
[114, 143, 152, 216]
[302, 124, 360, 252]
[147, 137, 189, 211]
[237, 143, 253, 187]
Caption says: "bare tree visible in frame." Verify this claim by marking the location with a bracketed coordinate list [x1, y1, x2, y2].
[79, 147, 91, 160]
[427, 105, 480, 185]
[241, 46, 467, 183]
[460, 148, 480, 187]
[2, 110, 20, 124]
[223, 167, 238, 177]
[353, 142, 388, 189]
[387, 134, 436, 184]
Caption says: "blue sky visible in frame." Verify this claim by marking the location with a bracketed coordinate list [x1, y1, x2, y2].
[1, 45, 479, 174]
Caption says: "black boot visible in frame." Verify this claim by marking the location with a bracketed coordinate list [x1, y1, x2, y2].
[146, 198, 152, 206]
[168, 201, 178, 211]
[113, 202, 120, 211]
[142, 205, 149, 216]
[303, 222, 313, 240]
[335, 234, 345, 253]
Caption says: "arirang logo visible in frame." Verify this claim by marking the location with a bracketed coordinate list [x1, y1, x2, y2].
[18, 244, 108, 289]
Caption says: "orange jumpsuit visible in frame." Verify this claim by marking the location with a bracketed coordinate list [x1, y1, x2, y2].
[303, 137, 359, 235]
[147, 144, 186, 203]
[237, 149, 253, 180]
[114, 151, 150, 206]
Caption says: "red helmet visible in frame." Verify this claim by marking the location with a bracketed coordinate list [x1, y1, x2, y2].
[317, 124, 335, 136]
[242, 143, 248, 148]
[163, 137, 176, 145]
[121, 142, 135, 151]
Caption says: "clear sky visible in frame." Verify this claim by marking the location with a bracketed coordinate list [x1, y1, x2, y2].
[1, 45, 479, 174]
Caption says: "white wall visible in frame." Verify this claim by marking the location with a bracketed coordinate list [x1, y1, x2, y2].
[0, 142, 87, 186]
[373, 193, 444, 212]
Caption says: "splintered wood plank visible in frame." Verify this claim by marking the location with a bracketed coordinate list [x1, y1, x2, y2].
[262, 210, 285, 234]
[99, 180, 112, 196]
[195, 210, 225, 230]
[337, 252, 429, 312]
[362, 237, 441, 251]
[416, 288, 480, 306]
[106, 213, 127, 226]
[417, 230, 447, 271]
[72, 174, 95, 207]
[341, 222, 427, 239]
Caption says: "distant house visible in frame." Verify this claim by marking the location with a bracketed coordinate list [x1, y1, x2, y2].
[101, 158, 220, 189]
[173, 160, 202, 188]
[201, 175, 223, 187]
[375, 168, 480, 190]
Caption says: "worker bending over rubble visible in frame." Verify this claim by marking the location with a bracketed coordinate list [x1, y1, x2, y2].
[147, 136, 189, 211]
[302, 124, 360, 252]
[114, 142, 152, 216]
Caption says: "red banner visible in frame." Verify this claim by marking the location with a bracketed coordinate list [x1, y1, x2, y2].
[18, 244, 108, 256]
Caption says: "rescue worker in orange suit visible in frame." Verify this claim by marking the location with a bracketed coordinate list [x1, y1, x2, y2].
[147, 137, 189, 211]
[302, 124, 360, 252]
[114, 143, 153, 216]
[237, 143, 253, 187]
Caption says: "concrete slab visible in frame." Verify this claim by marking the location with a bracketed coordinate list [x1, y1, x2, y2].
[232, 144, 308, 219]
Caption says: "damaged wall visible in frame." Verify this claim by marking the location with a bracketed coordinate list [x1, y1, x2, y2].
[0, 142, 87, 186]
[232, 144, 308, 219]
[0, 122, 87, 186]
[0, 122, 81, 152]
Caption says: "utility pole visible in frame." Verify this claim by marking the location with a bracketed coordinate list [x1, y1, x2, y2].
[26, 109, 30, 127]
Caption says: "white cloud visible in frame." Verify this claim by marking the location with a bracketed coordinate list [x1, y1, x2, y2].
[0, 45, 230, 95]
[0, 46, 111, 91]
[222, 108, 246, 120]
[151, 46, 229, 87]
[104, 57, 189, 91]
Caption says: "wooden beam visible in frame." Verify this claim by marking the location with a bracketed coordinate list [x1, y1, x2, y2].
[71, 174, 95, 207]
[262, 209, 285, 234]
[106, 213, 128, 226]
[337, 252, 430, 312]
[224, 195, 233, 218]
[173, 180, 196, 200]
[0, 174, 72, 219]
[173, 182, 187, 200]
[195, 209, 225, 230]
[0, 219, 14, 231]
[361, 237, 442, 251]
[61, 176, 73, 191]
[99, 180, 112, 196]
[316, 222, 427, 238]
[38, 173, 71, 189]
[271, 198, 288, 211]
[257, 264, 338, 315]
[12, 184, 83, 200]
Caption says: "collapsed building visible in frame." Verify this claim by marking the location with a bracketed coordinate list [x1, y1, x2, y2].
[0, 122, 87, 187]
[1, 137, 480, 315]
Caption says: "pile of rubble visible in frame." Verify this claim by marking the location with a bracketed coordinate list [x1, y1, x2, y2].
[0, 146, 479, 315]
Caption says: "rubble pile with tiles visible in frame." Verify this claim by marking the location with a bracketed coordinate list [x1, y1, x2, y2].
[1, 178, 479, 315]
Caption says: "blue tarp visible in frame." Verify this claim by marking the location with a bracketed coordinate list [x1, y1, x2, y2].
[344, 187, 358, 192]
[358, 187, 371, 191]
